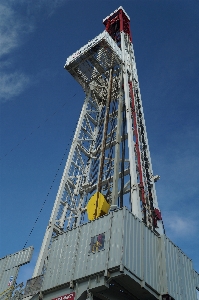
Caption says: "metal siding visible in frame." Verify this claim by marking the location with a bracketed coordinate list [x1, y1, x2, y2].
[194, 271, 199, 290]
[179, 251, 196, 300]
[86, 214, 111, 276]
[163, 237, 196, 300]
[42, 216, 112, 291]
[123, 209, 143, 280]
[54, 232, 69, 286]
[51, 234, 65, 287]
[41, 208, 198, 298]
[50, 236, 62, 287]
[42, 228, 79, 290]
[62, 228, 79, 283]
[108, 209, 124, 269]
[179, 251, 187, 300]
[41, 237, 57, 290]
[73, 223, 91, 279]
[177, 250, 185, 300]
[0, 247, 33, 271]
[0, 266, 19, 294]
[55, 230, 77, 286]
[0, 257, 8, 277]
[164, 237, 181, 298]
[86, 249, 106, 276]
[0, 247, 33, 294]
[122, 208, 161, 293]
[143, 224, 161, 293]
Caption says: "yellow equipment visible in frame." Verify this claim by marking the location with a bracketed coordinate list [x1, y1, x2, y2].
[0, 286, 14, 300]
[86, 192, 110, 220]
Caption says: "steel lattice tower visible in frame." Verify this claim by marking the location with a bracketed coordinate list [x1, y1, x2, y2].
[33, 7, 164, 278]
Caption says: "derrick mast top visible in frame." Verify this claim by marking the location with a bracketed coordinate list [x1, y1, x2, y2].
[103, 6, 132, 46]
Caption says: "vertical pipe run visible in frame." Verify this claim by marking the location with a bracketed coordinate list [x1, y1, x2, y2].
[97, 68, 113, 193]
[111, 69, 123, 209]
[120, 102, 126, 208]
[120, 31, 142, 220]
[95, 68, 113, 219]
[129, 81, 146, 224]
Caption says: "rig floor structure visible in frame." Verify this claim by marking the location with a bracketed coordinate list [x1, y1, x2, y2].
[0, 7, 199, 300]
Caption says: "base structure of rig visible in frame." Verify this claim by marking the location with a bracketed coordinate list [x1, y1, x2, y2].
[0, 7, 198, 300]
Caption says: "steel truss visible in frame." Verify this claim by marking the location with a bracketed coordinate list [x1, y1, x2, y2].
[33, 7, 164, 277]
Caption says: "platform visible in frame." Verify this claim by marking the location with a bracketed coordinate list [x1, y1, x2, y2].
[37, 208, 199, 300]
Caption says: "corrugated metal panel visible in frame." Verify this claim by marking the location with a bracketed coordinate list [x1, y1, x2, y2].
[0, 247, 33, 271]
[194, 271, 199, 290]
[164, 237, 182, 298]
[0, 257, 8, 277]
[0, 266, 19, 294]
[143, 224, 161, 293]
[108, 209, 124, 269]
[60, 228, 80, 283]
[0, 247, 33, 294]
[39, 240, 54, 290]
[42, 207, 198, 299]
[164, 237, 197, 300]
[42, 228, 79, 290]
[75, 214, 111, 279]
[42, 215, 112, 290]
[179, 250, 196, 300]
[86, 215, 111, 276]
[46, 233, 65, 288]
[123, 209, 143, 280]
[73, 222, 91, 279]
[122, 208, 161, 293]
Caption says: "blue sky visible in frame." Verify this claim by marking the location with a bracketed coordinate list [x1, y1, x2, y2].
[0, 0, 199, 286]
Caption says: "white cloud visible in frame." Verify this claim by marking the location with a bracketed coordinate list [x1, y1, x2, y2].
[0, 4, 18, 58]
[0, 3, 33, 59]
[0, 0, 66, 102]
[0, 2, 32, 102]
[0, 72, 30, 102]
[164, 213, 197, 237]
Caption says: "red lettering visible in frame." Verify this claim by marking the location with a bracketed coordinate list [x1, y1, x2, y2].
[52, 292, 75, 300]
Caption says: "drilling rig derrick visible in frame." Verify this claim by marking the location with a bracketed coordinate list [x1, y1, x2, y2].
[20, 7, 198, 300]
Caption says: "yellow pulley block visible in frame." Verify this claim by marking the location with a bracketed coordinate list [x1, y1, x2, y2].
[86, 192, 110, 221]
